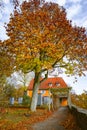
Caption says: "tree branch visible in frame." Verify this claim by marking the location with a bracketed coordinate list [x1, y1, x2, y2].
[52, 51, 66, 68]
[40, 70, 48, 83]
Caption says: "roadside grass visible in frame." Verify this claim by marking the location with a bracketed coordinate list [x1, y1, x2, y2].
[0, 107, 29, 129]
[0, 106, 53, 130]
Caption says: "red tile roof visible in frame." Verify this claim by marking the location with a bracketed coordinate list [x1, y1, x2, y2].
[28, 77, 67, 90]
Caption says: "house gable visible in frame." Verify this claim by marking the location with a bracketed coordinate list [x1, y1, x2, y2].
[28, 77, 67, 90]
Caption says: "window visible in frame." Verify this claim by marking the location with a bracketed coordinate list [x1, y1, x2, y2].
[48, 82, 52, 87]
[56, 82, 60, 87]
[41, 90, 45, 94]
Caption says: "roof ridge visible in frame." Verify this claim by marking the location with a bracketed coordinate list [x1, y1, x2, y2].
[28, 77, 67, 90]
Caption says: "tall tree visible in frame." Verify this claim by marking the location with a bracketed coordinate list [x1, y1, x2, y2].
[2, 0, 87, 111]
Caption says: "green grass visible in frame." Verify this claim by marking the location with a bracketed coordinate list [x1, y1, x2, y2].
[0, 107, 30, 123]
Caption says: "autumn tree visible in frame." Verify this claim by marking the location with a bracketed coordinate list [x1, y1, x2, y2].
[2, 0, 87, 111]
[0, 39, 15, 78]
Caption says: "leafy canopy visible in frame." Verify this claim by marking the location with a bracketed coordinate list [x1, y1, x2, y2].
[1, 0, 87, 76]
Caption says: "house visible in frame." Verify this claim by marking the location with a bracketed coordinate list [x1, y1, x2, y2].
[27, 77, 70, 107]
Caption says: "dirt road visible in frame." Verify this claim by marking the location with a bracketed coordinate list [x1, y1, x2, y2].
[32, 106, 69, 130]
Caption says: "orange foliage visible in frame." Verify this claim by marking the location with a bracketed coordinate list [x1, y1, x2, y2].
[2, 0, 87, 75]
[71, 93, 87, 109]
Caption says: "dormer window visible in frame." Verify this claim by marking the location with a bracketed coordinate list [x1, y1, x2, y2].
[56, 82, 60, 87]
[48, 82, 52, 87]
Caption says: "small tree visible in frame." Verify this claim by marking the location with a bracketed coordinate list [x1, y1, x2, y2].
[4, 84, 16, 100]
[22, 94, 31, 106]
[0, 75, 7, 100]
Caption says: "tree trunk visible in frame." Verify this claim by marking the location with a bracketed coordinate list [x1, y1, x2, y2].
[30, 72, 40, 111]
[53, 95, 60, 110]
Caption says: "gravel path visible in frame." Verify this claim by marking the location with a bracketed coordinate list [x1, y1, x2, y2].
[32, 106, 69, 130]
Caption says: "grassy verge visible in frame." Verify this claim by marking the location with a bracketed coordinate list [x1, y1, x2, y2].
[0, 107, 53, 130]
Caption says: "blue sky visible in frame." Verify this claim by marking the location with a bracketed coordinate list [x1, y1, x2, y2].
[0, 0, 87, 94]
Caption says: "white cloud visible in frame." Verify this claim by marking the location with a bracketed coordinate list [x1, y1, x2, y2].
[82, 18, 87, 28]
[66, 4, 82, 19]
[3, 0, 10, 4]
[46, 0, 66, 6]
[0, 13, 2, 19]
[60, 72, 87, 94]
[0, 23, 9, 41]
[72, 17, 87, 28]
[68, 0, 82, 3]
[0, 2, 13, 41]
[53, 0, 66, 6]
[4, 2, 13, 14]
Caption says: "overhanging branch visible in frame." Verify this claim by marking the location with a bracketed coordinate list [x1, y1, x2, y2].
[52, 51, 66, 68]
[40, 70, 48, 83]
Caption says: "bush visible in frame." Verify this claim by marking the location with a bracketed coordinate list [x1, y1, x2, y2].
[22, 95, 31, 106]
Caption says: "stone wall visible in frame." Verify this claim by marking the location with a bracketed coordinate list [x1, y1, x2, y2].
[70, 104, 87, 130]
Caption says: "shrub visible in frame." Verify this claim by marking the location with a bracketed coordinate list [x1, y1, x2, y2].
[22, 94, 31, 106]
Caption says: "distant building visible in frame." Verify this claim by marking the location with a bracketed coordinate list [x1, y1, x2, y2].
[27, 77, 70, 107]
